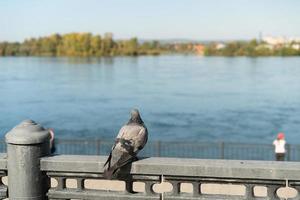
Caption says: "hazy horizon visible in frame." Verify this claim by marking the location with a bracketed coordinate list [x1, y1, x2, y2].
[1, 0, 300, 42]
[0, 32, 259, 43]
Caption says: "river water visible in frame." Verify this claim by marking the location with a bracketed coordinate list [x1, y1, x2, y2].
[0, 56, 299, 143]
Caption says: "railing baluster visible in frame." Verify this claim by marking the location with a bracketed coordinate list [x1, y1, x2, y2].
[125, 180, 134, 193]
[245, 184, 255, 199]
[56, 177, 66, 190]
[77, 178, 84, 190]
[168, 180, 180, 196]
[267, 185, 279, 199]
[144, 180, 157, 196]
[192, 181, 201, 197]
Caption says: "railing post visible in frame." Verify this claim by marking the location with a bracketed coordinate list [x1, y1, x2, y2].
[220, 141, 225, 159]
[157, 141, 161, 157]
[96, 139, 101, 155]
[5, 119, 51, 200]
[287, 143, 291, 161]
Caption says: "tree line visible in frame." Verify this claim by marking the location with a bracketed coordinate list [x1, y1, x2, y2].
[204, 39, 300, 56]
[2, 34, 300, 57]
[0, 33, 170, 57]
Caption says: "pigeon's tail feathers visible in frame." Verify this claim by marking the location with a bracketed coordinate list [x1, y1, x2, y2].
[103, 152, 136, 179]
[104, 152, 112, 168]
[103, 166, 118, 179]
[104, 142, 118, 168]
[103, 170, 112, 179]
[103, 152, 118, 179]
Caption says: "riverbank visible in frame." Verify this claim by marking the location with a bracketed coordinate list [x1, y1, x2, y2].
[0, 33, 170, 57]
[1, 33, 300, 57]
[204, 40, 300, 56]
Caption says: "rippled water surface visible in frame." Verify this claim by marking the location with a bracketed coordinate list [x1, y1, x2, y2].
[0, 56, 300, 143]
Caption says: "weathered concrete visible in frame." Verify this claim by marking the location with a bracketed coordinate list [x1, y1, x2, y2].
[6, 120, 50, 200]
[0, 154, 6, 170]
[0, 154, 7, 199]
[40, 155, 300, 199]
[41, 155, 300, 180]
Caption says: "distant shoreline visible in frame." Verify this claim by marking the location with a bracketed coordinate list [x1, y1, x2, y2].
[1, 33, 300, 57]
[0, 33, 177, 57]
[1, 53, 300, 58]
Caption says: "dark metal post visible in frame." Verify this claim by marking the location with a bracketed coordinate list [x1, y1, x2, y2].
[220, 142, 225, 159]
[96, 139, 101, 155]
[157, 141, 161, 157]
[5, 120, 51, 200]
[286, 144, 291, 161]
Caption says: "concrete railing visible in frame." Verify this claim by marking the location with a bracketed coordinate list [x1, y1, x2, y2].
[0, 154, 7, 200]
[41, 155, 300, 200]
[2, 120, 300, 199]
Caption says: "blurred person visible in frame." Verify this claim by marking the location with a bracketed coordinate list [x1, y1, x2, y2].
[49, 128, 56, 154]
[273, 132, 286, 161]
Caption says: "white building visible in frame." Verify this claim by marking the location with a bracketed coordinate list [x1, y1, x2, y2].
[216, 43, 225, 49]
[291, 44, 300, 50]
[262, 36, 287, 45]
[262, 36, 300, 45]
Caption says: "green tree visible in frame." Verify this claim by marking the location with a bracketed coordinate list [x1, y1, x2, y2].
[102, 32, 114, 55]
[90, 35, 102, 56]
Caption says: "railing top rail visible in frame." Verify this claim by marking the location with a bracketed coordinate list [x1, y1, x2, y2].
[41, 155, 300, 180]
[53, 138, 276, 145]
[0, 154, 6, 170]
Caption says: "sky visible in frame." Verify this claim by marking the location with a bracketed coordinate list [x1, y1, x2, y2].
[0, 0, 300, 42]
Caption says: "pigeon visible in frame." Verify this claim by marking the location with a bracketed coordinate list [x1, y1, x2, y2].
[103, 109, 148, 179]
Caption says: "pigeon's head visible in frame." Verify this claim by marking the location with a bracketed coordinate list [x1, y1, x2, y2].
[128, 109, 144, 125]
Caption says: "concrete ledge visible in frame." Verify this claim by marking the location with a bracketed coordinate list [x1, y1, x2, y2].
[0, 154, 6, 170]
[0, 186, 7, 200]
[48, 189, 160, 199]
[41, 155, 300, 180]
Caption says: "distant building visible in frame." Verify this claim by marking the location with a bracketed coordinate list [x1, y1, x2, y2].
[291, 44, 300, 50]
[174, 44, 180, 51]
[262, 36, 300, 46]
[216, 43, 225, 50]
[262, 36, 287, 45]
[288, 37, 300, 43]
[194, 44, 205, 55]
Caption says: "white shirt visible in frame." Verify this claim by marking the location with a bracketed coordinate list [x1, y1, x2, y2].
[273, 139, 286, 153]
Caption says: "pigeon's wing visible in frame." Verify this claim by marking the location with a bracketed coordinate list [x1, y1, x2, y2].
[111, 149, 134, 168]
[104, 125, 127, 168]
[103, 138, 120, 168]
[116, 125, 126, 139]
[132, 126, 148, 152]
